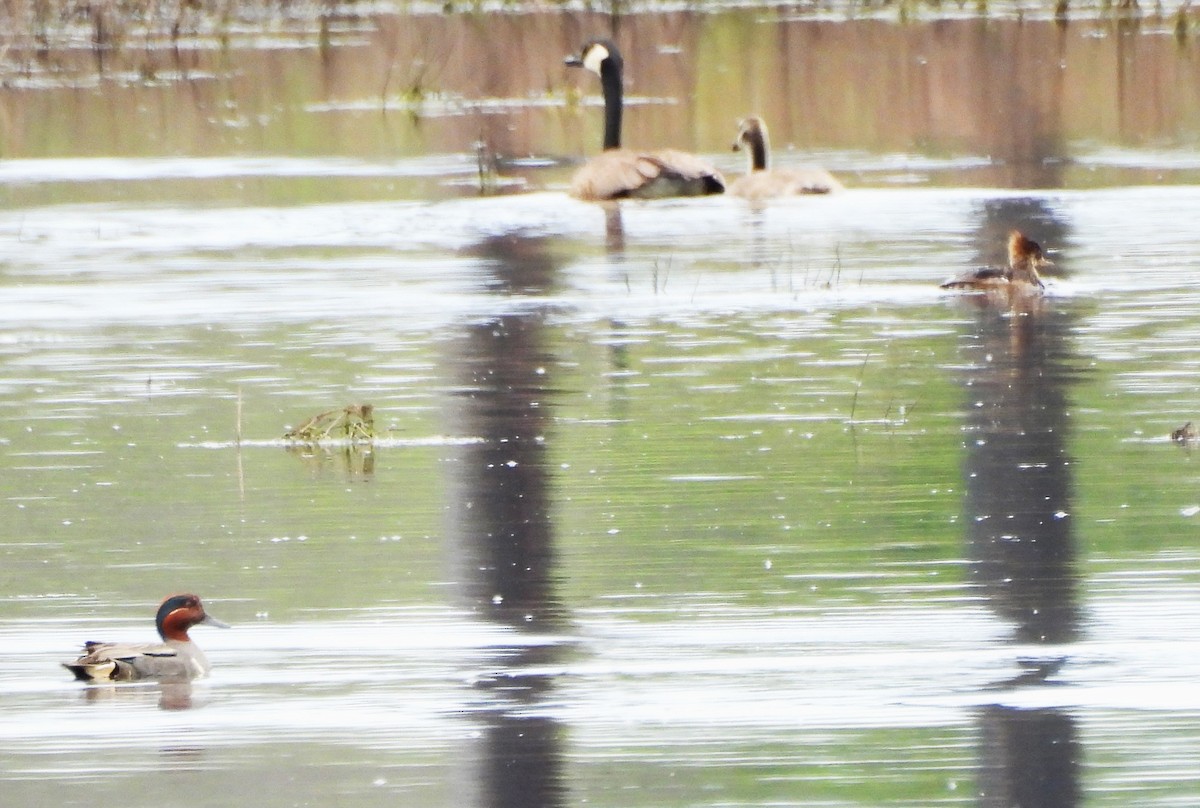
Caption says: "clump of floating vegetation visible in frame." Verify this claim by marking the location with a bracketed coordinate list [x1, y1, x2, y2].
[284, 403, 376, 443]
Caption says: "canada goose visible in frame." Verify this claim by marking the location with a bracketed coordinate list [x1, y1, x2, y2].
[940, 230, 1052, 292]
[729, 115, 843, 200]
[564, 39, 725, 201]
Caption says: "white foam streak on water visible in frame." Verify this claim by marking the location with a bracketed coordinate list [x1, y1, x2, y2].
[181, 436, 486, 449]
[1074, 147, 1200, 171]
[0, 153, 1005, 187]
[0, 155, 483, 184]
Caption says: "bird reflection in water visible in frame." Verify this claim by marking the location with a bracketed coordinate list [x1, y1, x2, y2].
[952, 210, 1081, 808]
[283, 443, 375, 480]
[443, 232, 569, 808]
[80, 680, 197, 711]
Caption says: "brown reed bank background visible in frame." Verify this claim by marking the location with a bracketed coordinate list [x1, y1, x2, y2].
[2, 5, 1200, 190]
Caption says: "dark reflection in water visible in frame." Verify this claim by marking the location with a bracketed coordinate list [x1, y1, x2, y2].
[959, 200, 1078, 644]
[445, 232, 565, 629]
[443, 232, 568, 808]
[603, 203, 625, 254]
[977, 706, 1080, 808]
[80, 680, 196, 711]
[467, 644, 565, 808]
[954, 201, 1082, 807]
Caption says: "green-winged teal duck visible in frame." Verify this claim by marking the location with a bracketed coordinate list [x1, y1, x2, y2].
[63, 594, 229, 682]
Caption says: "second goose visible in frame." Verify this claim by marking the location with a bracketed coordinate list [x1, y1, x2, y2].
[729, 115, 843, 200]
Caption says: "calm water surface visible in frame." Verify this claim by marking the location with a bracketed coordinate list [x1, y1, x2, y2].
[4, 7, 1200, 807]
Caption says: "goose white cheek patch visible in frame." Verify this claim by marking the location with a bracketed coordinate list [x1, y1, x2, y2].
[583, 44, 610, 76]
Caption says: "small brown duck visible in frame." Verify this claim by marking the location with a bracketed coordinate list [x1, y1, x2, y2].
[564, 39, 725, 201]
[729, 115, 843, 199]
[941, 230, 1052, 292]
[63, 594, 229, 682]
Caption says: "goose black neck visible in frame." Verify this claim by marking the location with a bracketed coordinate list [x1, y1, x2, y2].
[599, 55, 623, 151]
[749, 129, 769, 171]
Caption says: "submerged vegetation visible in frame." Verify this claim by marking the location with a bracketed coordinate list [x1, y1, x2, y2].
[0, 0, 1195, 94]
[2, 0, 1197, 57]
[3, 0, 313, 50]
